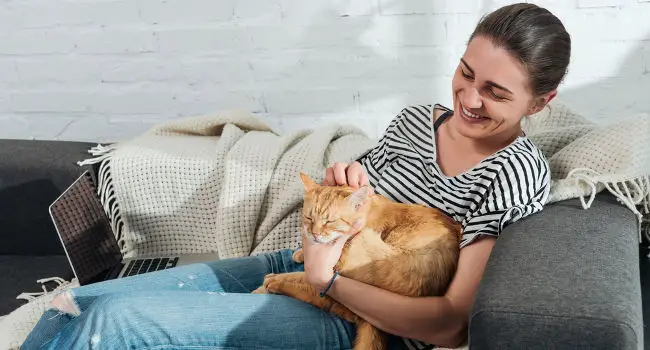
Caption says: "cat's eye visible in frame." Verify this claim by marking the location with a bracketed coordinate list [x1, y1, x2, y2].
[322, 218, 339, 224]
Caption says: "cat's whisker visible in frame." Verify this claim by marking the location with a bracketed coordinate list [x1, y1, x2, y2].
[313, 231, 346, 244]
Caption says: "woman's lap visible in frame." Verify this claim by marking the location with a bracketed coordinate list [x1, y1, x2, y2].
[39, 290, 357, 349]
[21, 249, 360, 350]
[21, 248, 407, 350]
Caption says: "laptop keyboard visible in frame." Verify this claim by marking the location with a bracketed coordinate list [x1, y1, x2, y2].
[123, 257, 179, 277]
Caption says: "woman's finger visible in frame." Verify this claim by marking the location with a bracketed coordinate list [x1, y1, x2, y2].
[346, 165, 362, 189]
[333, 163, 348, 186]
[323, 167, 335, 186]
[359, 172, 369, 187]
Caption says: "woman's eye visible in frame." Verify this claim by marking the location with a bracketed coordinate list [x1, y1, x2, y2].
[461, 70, 474, 80]
[489, 90, 506, 101]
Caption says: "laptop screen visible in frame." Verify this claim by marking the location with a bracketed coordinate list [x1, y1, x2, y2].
[49, 171, 122, 285]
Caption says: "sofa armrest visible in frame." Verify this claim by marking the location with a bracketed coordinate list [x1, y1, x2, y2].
[0, 139, 95, 255]
[469, 194, 643, 350]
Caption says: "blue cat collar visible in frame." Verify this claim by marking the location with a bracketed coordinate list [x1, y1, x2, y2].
[319, 270, 339, 297]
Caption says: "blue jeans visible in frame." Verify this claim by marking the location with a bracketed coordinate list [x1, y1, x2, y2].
[21, 249, 407, 349]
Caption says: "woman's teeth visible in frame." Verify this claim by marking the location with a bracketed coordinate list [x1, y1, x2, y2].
[462, 106, 486, 119]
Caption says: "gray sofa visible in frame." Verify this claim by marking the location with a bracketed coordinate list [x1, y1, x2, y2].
[0, 139, 644, 349]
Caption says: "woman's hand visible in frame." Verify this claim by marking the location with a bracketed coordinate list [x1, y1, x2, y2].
[323, 162, 368, 188]
[301, 230, 350, 291]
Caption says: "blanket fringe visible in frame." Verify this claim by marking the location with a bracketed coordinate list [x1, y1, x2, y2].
[36, 277, 67, 286]
[568, 168, 650, 243]
[15, 276, 69, 302]
[567, 168, 600, 209]
[89, 143, 117, 156]
[97, 158, 126, 252]
[76, 143, 117, 166]
[77, 143, 127, 252]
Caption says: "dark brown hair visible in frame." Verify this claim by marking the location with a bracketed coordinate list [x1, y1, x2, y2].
[469, 3, 571, 97]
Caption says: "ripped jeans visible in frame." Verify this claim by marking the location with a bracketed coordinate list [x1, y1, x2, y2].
[21, 248, 408, 350]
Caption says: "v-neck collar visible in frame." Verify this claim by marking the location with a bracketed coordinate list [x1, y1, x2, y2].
[427, 104, 525, 181]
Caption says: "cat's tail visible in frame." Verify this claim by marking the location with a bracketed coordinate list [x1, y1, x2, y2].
[354, 320, 387, 350]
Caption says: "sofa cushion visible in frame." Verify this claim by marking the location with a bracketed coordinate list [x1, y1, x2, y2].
[0, 139, 96, 255]
[0, 255, 73, 315]
[469, 194, 643, 349]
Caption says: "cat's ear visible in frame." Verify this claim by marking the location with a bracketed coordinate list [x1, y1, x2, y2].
[300, 172, 319, 191]
[348, 185, 374, 211]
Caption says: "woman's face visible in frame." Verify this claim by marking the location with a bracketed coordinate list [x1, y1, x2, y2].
[450, 35, 553, 142]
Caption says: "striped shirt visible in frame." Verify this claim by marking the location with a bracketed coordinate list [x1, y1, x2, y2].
[356, 104, 551, 349]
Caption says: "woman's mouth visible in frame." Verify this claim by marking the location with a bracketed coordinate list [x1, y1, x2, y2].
[460, 104, 489, 123]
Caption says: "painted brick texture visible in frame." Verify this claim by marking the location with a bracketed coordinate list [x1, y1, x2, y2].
[0, 0, 648, 141]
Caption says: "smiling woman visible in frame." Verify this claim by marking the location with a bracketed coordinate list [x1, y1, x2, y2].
[319, 3, 571, 349]
[21, 3, 572, 350]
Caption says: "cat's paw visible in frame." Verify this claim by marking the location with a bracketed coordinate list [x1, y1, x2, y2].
[251, 285, 268, 294]
[253, 273, 283, 294]
[262, 273, 285, 294]
[292, 249, 304, 263]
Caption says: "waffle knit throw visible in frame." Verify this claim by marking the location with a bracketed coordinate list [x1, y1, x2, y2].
[1, 100, 649, 350]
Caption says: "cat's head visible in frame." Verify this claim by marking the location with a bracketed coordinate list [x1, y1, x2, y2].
[299, 172, 374, 244]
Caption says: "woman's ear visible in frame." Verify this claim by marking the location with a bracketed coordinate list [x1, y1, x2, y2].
[528, 90, 557, 116]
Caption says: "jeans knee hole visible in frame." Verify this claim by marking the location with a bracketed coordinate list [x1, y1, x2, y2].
[48, 291, 81, 317]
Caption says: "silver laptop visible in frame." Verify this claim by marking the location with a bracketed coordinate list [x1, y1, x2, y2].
[49, 170, 219, 286]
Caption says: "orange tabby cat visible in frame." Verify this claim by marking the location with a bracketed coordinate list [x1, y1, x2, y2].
[253, 173, 462, 350]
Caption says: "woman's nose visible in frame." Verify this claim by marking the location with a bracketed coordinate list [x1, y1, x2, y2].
[461, 87, 482, 109]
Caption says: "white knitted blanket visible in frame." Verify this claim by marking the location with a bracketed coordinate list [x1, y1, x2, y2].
[2, 101, 649, 349]
[522, 100, 650, 241]
[83, 109, 376, 260]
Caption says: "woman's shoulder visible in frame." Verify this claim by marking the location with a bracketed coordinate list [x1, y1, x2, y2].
[391, 103, 451, 125]
[396, 104, 434, 120]
[513, 137, 549, 165]
[381, 105, 435, 135]
[495, 137, 551, 181]
[401, 103, 451, 114]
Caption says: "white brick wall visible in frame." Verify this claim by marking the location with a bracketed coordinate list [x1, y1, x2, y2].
[1, 0, 649, 141]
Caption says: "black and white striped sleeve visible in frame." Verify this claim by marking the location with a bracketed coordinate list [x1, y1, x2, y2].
[355, 112, 404, 187]
[460, 150, 551, 248]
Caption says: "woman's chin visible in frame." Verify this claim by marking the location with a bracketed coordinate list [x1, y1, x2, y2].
[453, 119, 491, 140]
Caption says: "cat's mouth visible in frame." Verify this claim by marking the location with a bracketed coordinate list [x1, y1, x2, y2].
[309, 231, 345, 244]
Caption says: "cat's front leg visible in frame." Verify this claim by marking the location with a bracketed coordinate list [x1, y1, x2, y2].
[292, 248, 304, 263]
[264, 273, 359, 323]
[263, 274, 332, 311]
[251, 285, 268, 294]
[251, 272, 304, 294]
[262, 272, 307, 292]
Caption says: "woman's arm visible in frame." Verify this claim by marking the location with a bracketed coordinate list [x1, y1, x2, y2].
[326, 236, 497, 347]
